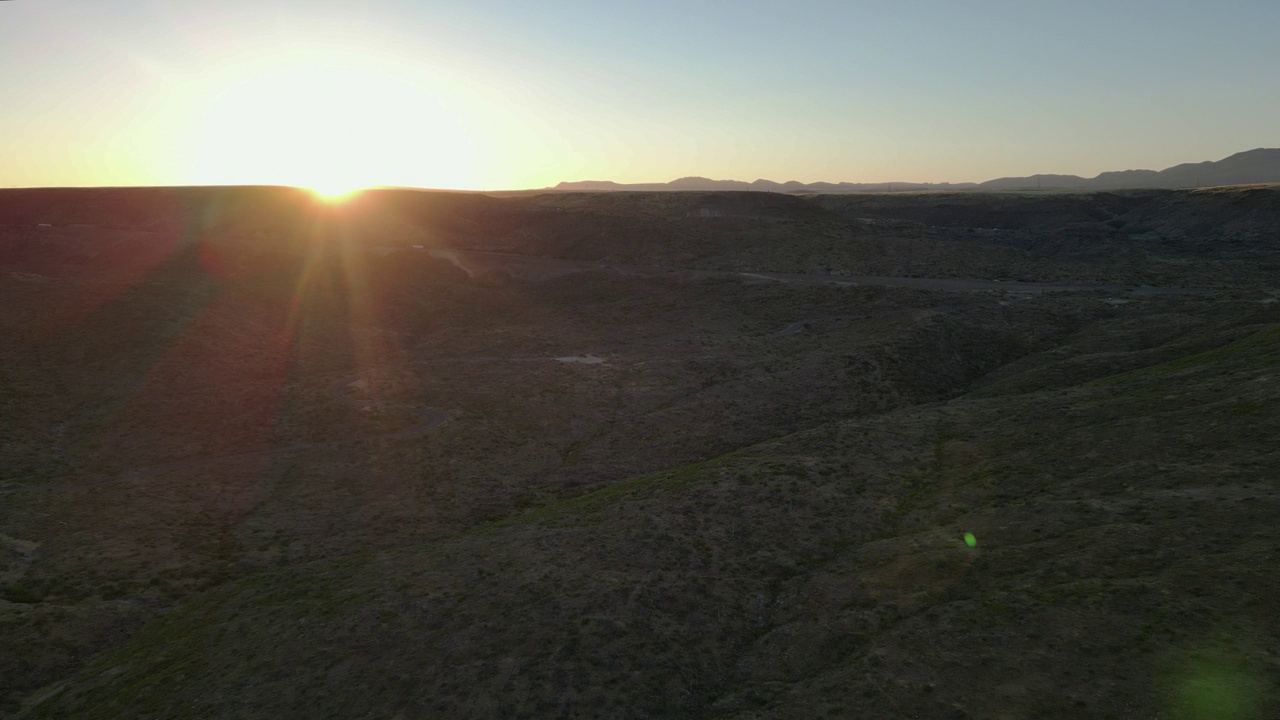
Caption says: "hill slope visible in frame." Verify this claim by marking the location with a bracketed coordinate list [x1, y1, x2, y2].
[1, 186, 1277, 718]
[19, 309, 1280, 719]
[551, 149, 1280, 193]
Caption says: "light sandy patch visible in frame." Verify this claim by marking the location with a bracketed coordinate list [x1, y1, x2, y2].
[554, 355, 605, 364]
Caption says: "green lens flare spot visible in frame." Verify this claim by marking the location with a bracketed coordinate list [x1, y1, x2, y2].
[1171, 658, 1263, 720]
[964, 532, 977, 547]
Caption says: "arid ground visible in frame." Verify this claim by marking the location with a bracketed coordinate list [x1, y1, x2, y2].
[1, 185, 1278, 718]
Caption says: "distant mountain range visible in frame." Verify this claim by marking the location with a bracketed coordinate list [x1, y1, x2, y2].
[551, 148, 1280, 193]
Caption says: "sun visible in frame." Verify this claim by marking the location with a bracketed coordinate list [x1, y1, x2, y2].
[308, 182, 365, 203]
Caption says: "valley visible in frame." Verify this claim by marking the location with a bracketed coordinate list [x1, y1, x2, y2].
[1, 185, 1277, 718]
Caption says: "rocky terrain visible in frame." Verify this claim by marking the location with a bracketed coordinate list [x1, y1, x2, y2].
[1, 185, 1277, 718]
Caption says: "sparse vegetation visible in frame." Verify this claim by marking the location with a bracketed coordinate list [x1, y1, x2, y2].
[1, 186, 1277, 718]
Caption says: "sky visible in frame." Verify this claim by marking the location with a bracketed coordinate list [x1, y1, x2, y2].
[1, 0, 1278, 191]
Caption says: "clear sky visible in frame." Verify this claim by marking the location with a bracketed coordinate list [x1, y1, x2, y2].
[2, 0, 1277, 191]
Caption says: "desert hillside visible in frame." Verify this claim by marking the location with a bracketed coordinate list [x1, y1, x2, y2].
[1, 186, 1277, 719]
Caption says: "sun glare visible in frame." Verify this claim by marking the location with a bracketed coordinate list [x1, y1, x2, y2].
[309, 183, 364, 203]
[185, 49, 492, 191]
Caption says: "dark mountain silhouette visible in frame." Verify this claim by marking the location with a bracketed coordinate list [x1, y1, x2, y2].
[552, 148, 1280, 193]
[553, 176, 975, 193]
[981, 148, 1280, 189]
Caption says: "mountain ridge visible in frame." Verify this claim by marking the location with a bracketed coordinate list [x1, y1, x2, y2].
[553, 148, 1280, 193]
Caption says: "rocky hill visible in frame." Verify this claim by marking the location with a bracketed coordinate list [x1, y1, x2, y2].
[551, 149, 1280, 193]
[981, 148, 1280, 190]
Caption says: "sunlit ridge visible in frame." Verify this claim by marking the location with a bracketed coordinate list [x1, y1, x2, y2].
[308, 183, 365, 203]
